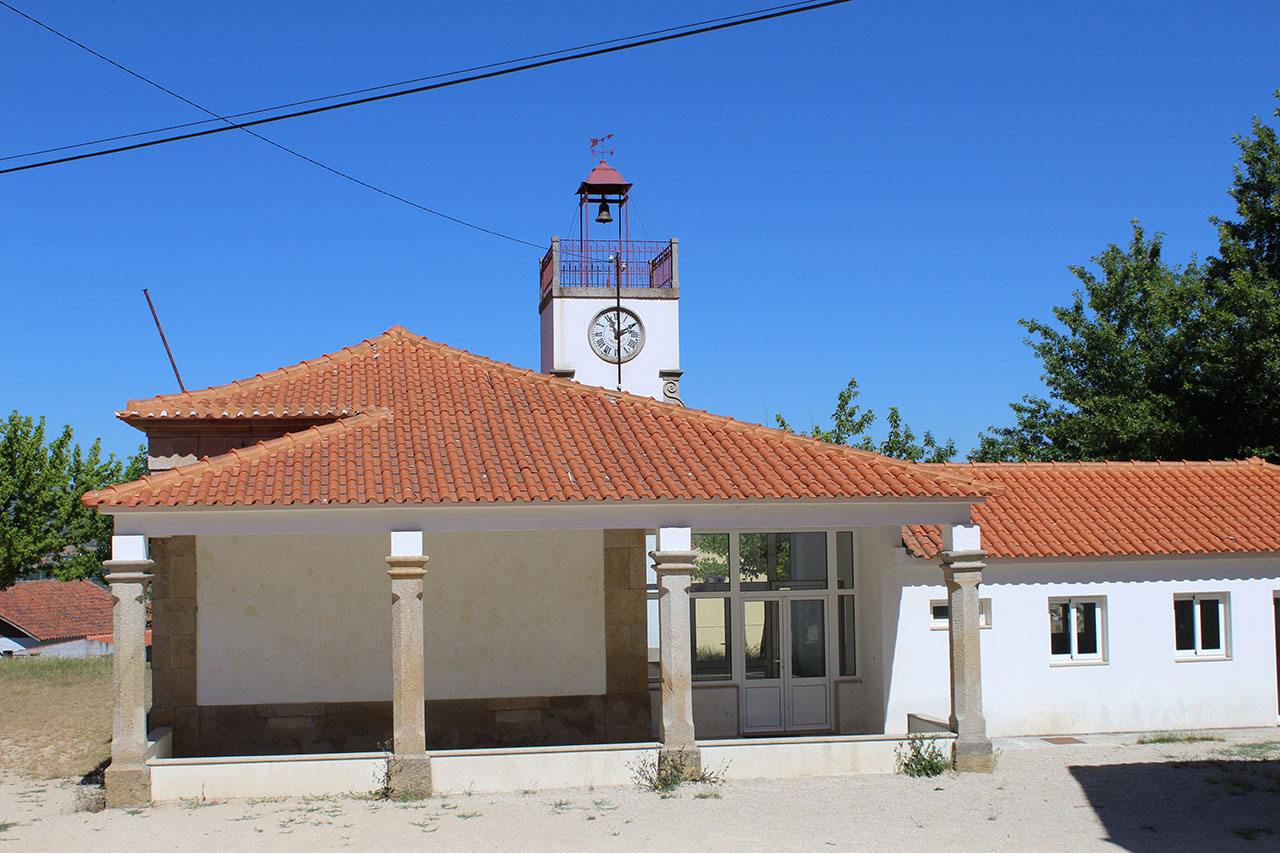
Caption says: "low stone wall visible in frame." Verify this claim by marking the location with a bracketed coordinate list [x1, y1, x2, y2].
[149, 733, 938, 801]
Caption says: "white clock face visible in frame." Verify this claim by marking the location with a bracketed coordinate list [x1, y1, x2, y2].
[588, 307, 645, 364]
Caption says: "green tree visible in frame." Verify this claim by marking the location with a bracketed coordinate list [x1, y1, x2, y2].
[0, 412, 147, 589]
[777, 377, 956, 463]
[975, 93, 1280, 462]
[972, 223, 1209, 461]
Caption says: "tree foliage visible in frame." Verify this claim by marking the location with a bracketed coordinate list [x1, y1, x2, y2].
[975, 92, 1280, 462]
[0, 412, 146, 590]
[776, 377, 956, 463]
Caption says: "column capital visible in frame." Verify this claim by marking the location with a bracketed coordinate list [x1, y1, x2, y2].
[385, 554, 429, 578]
[103, 561, 155, 583]
[939, 549, 988, 571]
[649, 549, 697, 576]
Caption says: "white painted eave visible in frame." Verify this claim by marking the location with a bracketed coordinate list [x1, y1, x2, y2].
[104, 496, 980, 536]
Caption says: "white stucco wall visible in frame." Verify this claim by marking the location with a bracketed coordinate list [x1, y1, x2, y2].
[0, 636, 34, 653]
[878, 554, 1280, 736]
[196, 530, 606, 705]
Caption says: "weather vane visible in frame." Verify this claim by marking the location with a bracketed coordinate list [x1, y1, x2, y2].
[590, 133, 615, 160]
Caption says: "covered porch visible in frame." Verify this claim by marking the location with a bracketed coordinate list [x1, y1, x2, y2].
[101, 499, 995, 805]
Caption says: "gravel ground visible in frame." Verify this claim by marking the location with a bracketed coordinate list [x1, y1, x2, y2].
[1, 730, 1278, 851]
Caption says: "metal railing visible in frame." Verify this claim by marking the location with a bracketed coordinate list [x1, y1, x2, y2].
[541, 238, 675, 293]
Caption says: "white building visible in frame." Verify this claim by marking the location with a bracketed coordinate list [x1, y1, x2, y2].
[84, 162, 1280, 806]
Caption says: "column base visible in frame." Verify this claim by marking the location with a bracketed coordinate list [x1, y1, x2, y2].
[104, 764, 151, 808]
[387, 753, 432, 799]
[658, 747, 703, 780]
[954, 738, 996, 773]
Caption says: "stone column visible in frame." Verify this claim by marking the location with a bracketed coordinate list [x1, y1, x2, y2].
[940, 549, 995, 772]
[651, 529, 700, 775]
[385, 547, 431, 798]
[103, 560, 155, 808]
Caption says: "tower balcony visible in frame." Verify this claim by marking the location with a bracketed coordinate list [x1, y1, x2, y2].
[540, 237, 678, 301]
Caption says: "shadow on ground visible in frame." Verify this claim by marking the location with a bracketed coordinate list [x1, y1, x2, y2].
[1070, 757, 1280, 850]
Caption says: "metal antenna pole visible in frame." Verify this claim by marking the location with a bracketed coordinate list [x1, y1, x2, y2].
[143, 288, 186, 391]
[615, 206, 623, 390]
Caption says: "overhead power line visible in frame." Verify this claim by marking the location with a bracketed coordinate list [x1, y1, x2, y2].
[1, 0, 834, 165]
[0, 1, 543, 246]
[0, 0, 853, 177]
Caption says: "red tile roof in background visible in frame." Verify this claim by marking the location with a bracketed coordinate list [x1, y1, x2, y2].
[87, 327, 987, 508]
[83, 629, 151, 647]
[0, 579, 113, 641]
[903, 459, 1280, 559]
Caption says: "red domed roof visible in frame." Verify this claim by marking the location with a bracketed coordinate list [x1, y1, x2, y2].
[577, 160, 632, 195]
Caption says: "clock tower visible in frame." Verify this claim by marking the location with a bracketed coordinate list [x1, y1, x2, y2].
[538, 159, 683, 404]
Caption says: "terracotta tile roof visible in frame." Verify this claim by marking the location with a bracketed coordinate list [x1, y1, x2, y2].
[87, 327, 986, 508]
[0, 580, 113, 642]
[902, 459, 1280, 559]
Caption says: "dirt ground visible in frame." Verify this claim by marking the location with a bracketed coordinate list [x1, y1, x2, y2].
[2, 730, 1279, 851]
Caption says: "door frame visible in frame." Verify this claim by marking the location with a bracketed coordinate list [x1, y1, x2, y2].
[678, 528, 858, 735]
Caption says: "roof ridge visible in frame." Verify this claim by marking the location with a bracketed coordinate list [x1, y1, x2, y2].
[83, 410, 392, 506]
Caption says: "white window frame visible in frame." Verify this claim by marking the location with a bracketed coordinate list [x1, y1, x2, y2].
[1173, 593, 1231, 660]
[929, 598, 992, 630]
[1048, 596, 1107, 664]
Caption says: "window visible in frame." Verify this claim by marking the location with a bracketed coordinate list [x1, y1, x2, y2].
[929, 599, 992, 630]
[743, 599, 780, 679]
[691, 533, 730, 592]
[1049, 598, 1106, 662]
[644, 530, 859, 683]
[691, 597, 732, 681]
[739, 532, 827, 590]
[1174, 593, 1230, 659]
[836, 531, 854, 589]
[837, 595, 857, 676]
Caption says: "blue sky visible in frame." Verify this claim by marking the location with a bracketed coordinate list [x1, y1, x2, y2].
[2, 0, 1277, 462]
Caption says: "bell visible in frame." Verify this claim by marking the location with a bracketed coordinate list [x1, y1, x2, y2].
[595, 201, 613, 224]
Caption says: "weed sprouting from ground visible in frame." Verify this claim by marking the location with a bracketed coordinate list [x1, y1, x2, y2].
[180, 793, 221, 809]
[1137, 731, 1224, 745]
[895, 734, 950, 778]
[1220, 742, 1280, 760]
[0, 822, 17, 833]
[629, 752, 728, 794]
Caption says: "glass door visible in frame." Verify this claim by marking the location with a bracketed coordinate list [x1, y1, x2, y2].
[742, 599, 784, 732]
[740, 597, 831, 732]
[788, 598, 830, 730]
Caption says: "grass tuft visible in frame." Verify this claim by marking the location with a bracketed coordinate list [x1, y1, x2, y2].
[1137, 731, 1224, 745]
[629, 752, 728, 794]
[1220, 742, 1280, 760]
